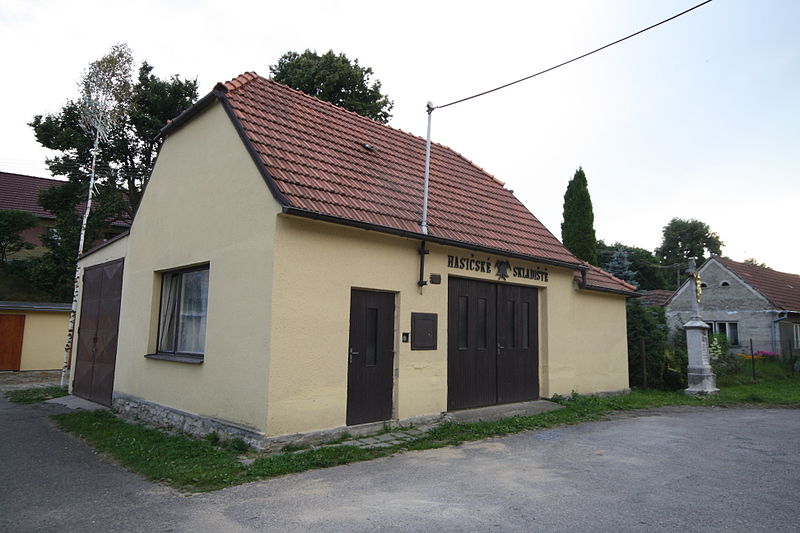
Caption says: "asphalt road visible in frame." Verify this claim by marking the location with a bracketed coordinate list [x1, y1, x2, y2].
[1, 396, 798, 532]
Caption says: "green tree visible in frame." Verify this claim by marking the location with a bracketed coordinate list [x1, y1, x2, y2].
[744, 257, 768, 268]
[626, 298, 674, 389]
[598, 240, 669, 290]
[28, 45, 198, 299]
[604, 246, 637, 286]
[656, 217, 723, 268]
[0, 210, 38, 263]
[270, 49, 393, 123]
[561, 167, 597, 265]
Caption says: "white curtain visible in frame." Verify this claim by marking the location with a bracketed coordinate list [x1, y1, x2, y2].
[158, 273, 179, 352]
[177, 269, 209, 354]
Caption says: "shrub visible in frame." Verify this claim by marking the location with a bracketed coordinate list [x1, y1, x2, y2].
[226, 437, 250, 453]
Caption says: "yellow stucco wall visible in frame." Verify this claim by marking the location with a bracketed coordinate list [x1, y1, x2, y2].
[0, 310, 68, 370]
[544, 289, 630, 396]
[266, 215, 629, 436]
[110, 101, 281, 433]
[89, 102, 628, 438]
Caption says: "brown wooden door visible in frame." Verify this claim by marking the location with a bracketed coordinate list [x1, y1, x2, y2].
[448, 277, 539, 410]
[497, 283, 539, 403]
[0, 315, 25, 371]
[73, 259, 124, 406]
[448, 277, 497, 410]
[346, 289, 395, 426]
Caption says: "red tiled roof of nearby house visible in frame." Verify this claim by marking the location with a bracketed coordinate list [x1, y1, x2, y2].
[573, 263, 638, 296]
[0, 171, 62, 219]
[716, 257, 800, 312]
[639, 289, 674, 307]
[0, 170, 129, 228]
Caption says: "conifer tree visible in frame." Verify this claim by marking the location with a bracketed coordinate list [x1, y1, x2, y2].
[561, 167, 598, 265]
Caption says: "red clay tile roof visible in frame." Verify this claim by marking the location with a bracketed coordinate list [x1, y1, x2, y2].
[715, 257, 800, 312]
[573, 263, 638, 296]
[639, 289, 675, 307]
[221, 73, 580, 267]
[164, 72, 635, 295]
[0, 171, 62, 219]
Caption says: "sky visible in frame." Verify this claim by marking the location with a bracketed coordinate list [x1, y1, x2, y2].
[1, 0, 798, 272]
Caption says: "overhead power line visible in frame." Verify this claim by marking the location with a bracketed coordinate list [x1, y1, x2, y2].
[434, 0, 713, 110]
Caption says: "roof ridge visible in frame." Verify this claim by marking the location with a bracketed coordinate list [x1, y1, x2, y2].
[236, 76, 502, 171]
[223, 71, 260, 92]
[0, 171, 62, 183]
[716, 255, 800, 280]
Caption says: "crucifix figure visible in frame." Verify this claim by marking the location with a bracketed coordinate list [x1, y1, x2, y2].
[687, 257, 702, 320]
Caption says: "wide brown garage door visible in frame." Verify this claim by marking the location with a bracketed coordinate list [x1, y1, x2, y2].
[73, 259, 124, 406]
[448, 277, 539, 410]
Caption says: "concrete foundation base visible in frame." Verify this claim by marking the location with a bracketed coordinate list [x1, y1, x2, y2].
[685, 365, 719, 395]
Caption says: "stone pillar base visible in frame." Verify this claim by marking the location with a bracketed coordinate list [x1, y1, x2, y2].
[685, 365, 719, 395]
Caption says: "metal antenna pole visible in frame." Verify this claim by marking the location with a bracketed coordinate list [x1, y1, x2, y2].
[420, 102, 434, 235]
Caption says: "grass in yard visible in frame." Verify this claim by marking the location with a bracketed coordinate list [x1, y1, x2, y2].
[5, 386, 68, 404]
[51, 365, 800, 493]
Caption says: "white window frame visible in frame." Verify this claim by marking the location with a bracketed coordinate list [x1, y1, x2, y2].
[712, 321, 739, 346]
[794, 323, 800, 350]
[156, 265, 210, 359]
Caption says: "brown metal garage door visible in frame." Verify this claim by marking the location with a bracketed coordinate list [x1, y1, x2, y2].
[0, 315, 25, 371]
[73, 259, 124, 406]
[447, 277, 539, 410]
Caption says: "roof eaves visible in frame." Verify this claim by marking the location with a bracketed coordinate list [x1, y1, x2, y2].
[77, 230, 129, 261]
[157, 85, 228, 140]
[578, 284, 640, 297]
[216, 93, 291, 208]
[0, 301, 71, 312]
[282, 206, 584, 271]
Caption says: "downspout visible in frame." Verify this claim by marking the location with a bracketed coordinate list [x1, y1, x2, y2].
[771, 311, 788, 353]
[418, 241, 429, 288]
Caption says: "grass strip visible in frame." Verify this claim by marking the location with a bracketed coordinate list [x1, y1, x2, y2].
[51, 410, 250, 491]
[50, 370, 799, 493]
[5, 386, 68, 404]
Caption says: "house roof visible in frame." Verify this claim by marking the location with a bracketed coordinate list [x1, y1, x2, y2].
[0, 171, 63, 219]
[0, 301, 71, 312]
[573, 263, 638, 296]
[0, 170, 129, 228]
[162, 72, 636, 295]
[715, 257, 800, 312]
[639, 289, 674, 307]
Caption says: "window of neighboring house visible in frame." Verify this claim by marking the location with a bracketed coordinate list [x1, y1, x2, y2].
[794, 323, 800, 350]
[157, 265, 209, 358]
[712, 321, 739, 346]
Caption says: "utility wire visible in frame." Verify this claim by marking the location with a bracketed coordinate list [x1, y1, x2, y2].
[434, 0, 713, 110]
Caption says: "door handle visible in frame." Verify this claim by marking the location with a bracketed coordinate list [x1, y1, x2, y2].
[349, 348, 359, 363]
[497, 342, 504, 356]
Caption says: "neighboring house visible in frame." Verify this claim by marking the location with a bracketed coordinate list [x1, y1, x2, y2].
[0, 301, 70, 371]
[0, 172, 63, 259]
[639, 290, 674, 308]
[70, 72, 636, 448]
[666, 257, 800, 356]
[0, 171, 128, 260]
